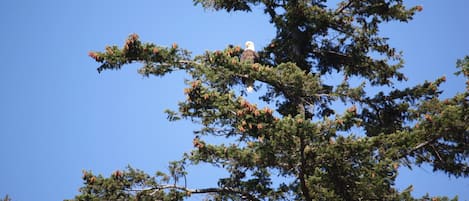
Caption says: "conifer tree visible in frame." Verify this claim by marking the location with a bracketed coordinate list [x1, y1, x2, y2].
[71, 1, 468, 200]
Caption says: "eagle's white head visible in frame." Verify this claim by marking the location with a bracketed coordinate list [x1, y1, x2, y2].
[245, 41, 255, 51]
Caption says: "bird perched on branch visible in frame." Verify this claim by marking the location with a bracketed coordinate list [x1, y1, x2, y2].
[240, 41, 259, 93]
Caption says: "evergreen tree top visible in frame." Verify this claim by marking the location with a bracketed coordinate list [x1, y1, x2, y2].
[73, 1, 468, 200]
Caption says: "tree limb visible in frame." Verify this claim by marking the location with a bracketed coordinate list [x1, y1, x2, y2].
[398, 135, 441, 160]
[298, 136, 312, 201]
[134, 184, 260, 201]
[335, 0, 353, 14]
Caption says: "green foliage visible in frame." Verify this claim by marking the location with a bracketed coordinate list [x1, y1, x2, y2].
[73, 0, 468, 200]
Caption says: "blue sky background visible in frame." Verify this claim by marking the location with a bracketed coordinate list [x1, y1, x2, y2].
[0, 0, 467, 200]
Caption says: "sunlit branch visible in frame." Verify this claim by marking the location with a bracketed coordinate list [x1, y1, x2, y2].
[335, 0, 353, 14]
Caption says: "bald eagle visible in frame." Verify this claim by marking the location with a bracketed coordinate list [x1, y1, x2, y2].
[240, 41, 259, 93]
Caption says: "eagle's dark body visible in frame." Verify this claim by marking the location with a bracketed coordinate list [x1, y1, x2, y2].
[240, 49, 259, 63]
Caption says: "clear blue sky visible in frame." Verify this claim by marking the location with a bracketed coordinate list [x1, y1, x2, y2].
[0, 1, 467, 200]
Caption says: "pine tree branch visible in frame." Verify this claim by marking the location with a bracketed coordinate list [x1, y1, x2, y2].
[312, 49, 351, 59]
[410, 137, 439, 154]
[263, 0, 282, 24]
[294, 101, 313, 201]
[133, 185, 260, 201]
[430, 144, 444, 163]
[158, 60, 200, 68]
[335, 0, 353, 14]
[398, 135, 440, 160]
[298, 136, 313, 201]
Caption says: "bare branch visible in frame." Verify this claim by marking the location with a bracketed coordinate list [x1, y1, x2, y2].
[335, 0, 353, 14]
[133, 184, 260, 201]
[312, 49, 351, 59]
[398, 135, 441, 160]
